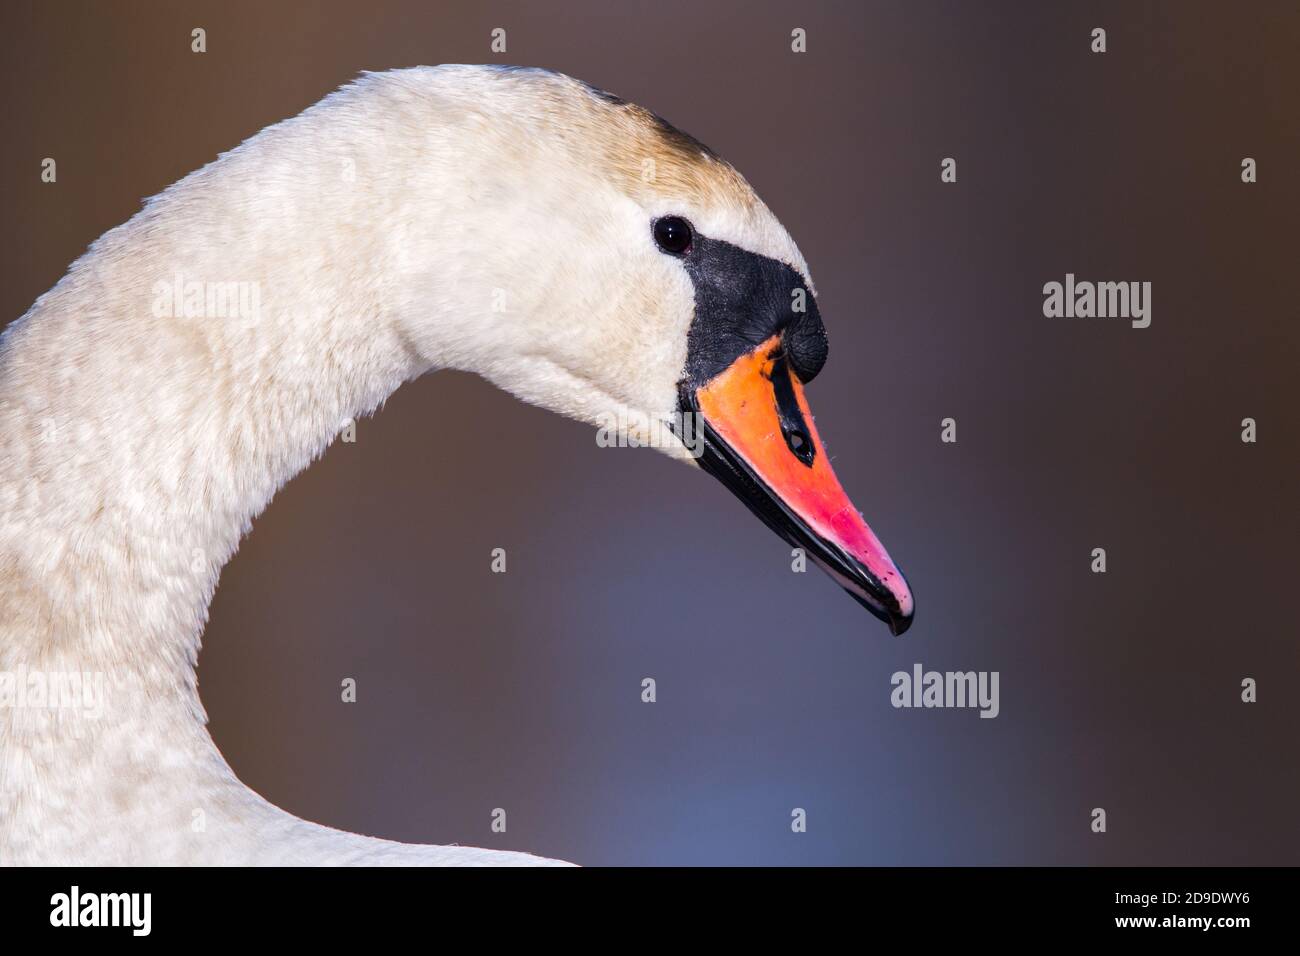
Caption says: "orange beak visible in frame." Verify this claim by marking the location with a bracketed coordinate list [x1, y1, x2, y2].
[681, 336, 913, 634]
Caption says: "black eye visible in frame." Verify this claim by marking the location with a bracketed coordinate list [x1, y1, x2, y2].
[653, 216, 693, 255]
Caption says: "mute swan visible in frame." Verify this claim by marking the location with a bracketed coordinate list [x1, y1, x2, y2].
[0, 65, 912, 866]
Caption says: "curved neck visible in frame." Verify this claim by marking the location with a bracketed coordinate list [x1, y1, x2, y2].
[0, 112, 432, 712]
[0, 99, 458, 864]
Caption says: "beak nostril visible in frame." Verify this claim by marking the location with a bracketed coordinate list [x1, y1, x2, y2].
[784, 428, 814, 465]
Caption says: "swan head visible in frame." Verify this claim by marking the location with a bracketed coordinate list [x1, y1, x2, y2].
[379, 66, 913, 634]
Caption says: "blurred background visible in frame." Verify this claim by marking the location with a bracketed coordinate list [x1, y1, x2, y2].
[1, 0, 1296, 864]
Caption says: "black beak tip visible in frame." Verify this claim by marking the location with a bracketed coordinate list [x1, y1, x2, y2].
[888, 609, 913, 637]
[843, 579, 914, 636]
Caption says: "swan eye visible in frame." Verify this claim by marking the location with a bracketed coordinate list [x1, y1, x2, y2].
[652, 216, 693, 255]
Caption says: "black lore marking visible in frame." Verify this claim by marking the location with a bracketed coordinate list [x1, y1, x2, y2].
[677, 234, 827, 391]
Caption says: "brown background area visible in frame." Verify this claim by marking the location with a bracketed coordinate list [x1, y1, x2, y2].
[1, 1, 1297, 864]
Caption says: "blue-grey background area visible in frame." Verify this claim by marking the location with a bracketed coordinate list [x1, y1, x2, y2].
[2, 0, 1296, 864]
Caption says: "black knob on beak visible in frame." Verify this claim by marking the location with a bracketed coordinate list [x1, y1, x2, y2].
[781, 290, 828, 384]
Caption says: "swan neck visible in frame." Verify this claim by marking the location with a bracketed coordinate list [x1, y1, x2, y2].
[0, 129, 430, 704]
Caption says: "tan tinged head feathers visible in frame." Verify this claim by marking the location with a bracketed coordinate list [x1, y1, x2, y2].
[294, 66, 805, 461]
